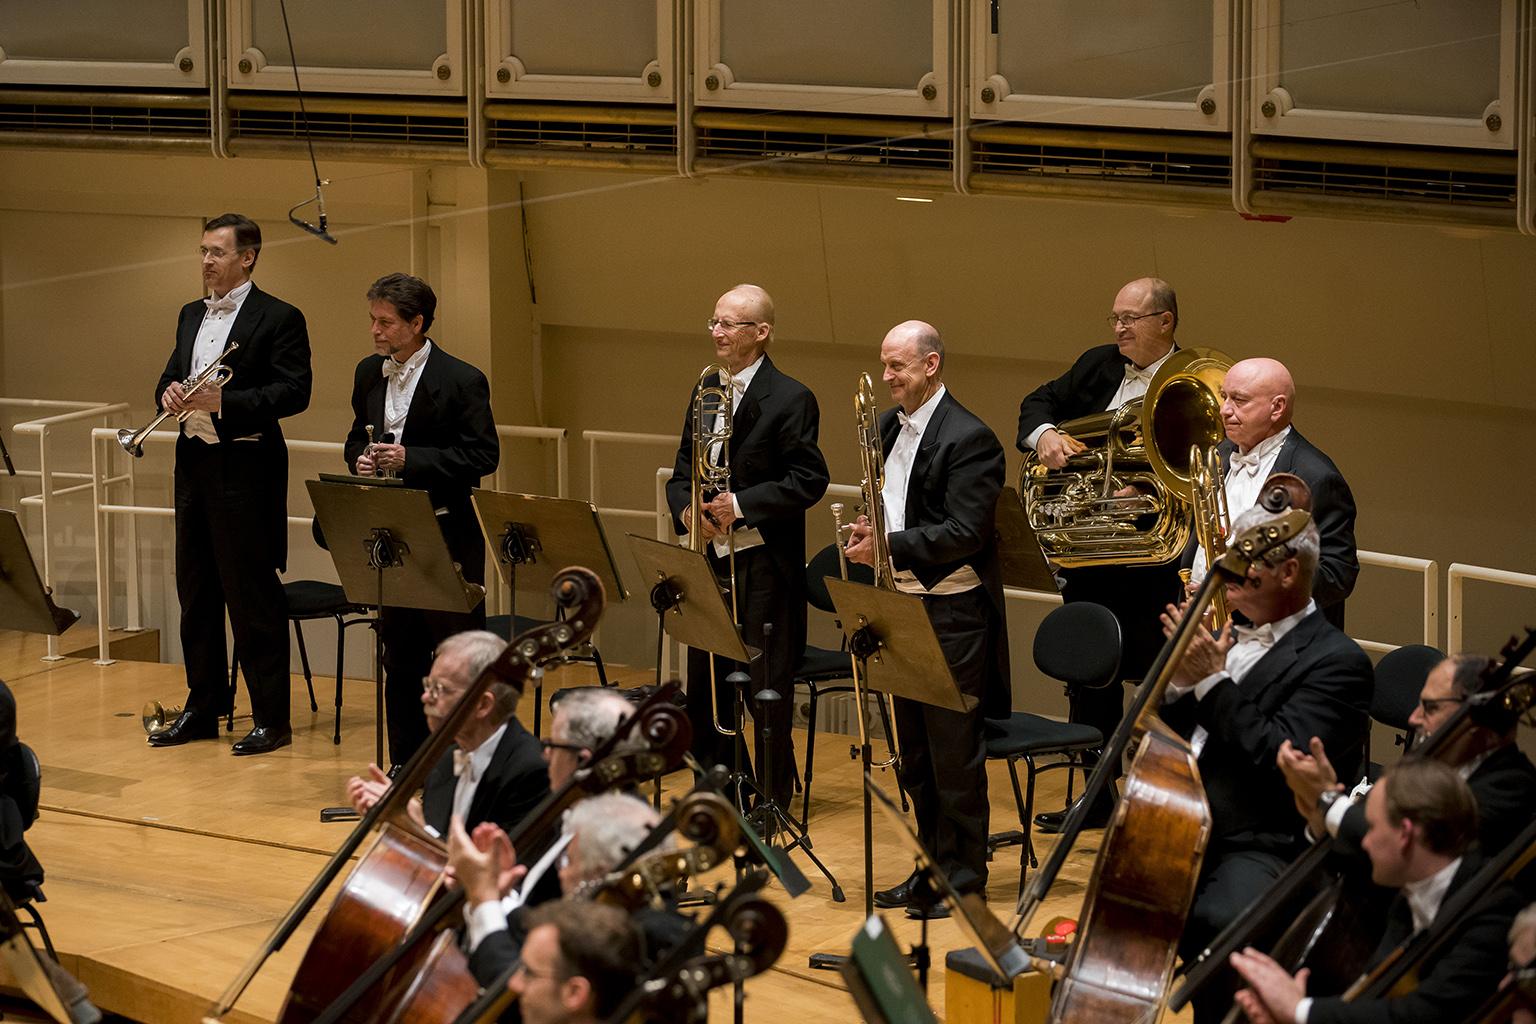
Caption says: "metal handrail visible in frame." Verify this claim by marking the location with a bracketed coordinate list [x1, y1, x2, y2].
[1353, 551, 1439, 656]
[584, 429, 675, 525]
[1447, 562, 1536, 655]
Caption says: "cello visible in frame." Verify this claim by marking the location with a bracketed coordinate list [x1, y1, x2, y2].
[1011, 489, 1312, 1023]
[203, 568, 606, 1024]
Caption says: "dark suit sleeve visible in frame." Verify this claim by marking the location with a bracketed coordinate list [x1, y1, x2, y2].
[734, 388, 829, 526]
[1307, 462, 1359, 613]
[483, 758, 550, 837]
[666, 388, 697, 536]
[1194, 639, 1372, 779]
[401, 364, 499, 492]
[468, 920, 524, 988]
[343, 360, 373, 471]
[218, 301, 313, 435]
[154, 305, 194, 411]
[1016, 346, 1111, 452]
[887, 423, 1004, 573]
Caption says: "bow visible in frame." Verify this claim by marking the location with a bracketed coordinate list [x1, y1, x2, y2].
[1232, 622, 1275, 648]
[204, 295, 238, 314]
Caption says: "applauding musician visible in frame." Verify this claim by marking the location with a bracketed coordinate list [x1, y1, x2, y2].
[343, 273, 499, 768]
[847, 320, 1010, 917]
[149, 213, 312, 756]
[664, 284, 829, 810]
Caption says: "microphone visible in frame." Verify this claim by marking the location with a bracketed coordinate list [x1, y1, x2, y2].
[288, 189, 338, 245]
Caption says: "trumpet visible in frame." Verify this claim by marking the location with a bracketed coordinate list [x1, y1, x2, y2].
[362, 425, 397, 479]
[690, 364, 740, 738]
[118, 340, 239, 457]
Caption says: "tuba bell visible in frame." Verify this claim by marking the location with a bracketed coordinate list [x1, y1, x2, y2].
[1019, 347, 1231, 568]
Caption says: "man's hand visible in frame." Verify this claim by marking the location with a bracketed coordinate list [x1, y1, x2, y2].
[161, 381, 189, 415]
[355, 450, 377, 476]
[1161, 600, 1232, 687]
[1036, 428, 1086, 470]
[446, 817, 523, 906]
[181, 380, 222, 413]
[845, 516, 875, 567]
[706, 492, 738, 532]
[1278, 736, 1343, 832]
[368, 442, 406, 475]
[1230, 948, 1308, 1024]
[344, 763, 391, 816]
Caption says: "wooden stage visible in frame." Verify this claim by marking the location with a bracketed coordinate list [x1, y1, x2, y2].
[0, 630, 1179, 1024]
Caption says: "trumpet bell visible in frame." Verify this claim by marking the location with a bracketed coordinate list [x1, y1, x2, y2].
[117, 425, 148, 458]
[142, 700, 182, 736]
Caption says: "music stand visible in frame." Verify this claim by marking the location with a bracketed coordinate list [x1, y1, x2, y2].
[472, 490, 627, 734]
[307, 478, 484, 778]
[993, 486, 1059, 593]
[0, 510, 78, 638]
[0, 891, 100, 1023]
[841, 914, 940, 1024]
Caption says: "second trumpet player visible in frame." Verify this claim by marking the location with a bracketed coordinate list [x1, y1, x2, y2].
[665, 284, 829, 812]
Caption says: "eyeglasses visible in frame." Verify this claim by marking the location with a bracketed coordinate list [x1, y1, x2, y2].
[198, 246, 242, 261]
[707, 317, 758, 332]
[1418, 696, 1465, 715]
[1105, 310, 1168, 329]
[540, 738, 586, 755]
[420, 676, 462, 701]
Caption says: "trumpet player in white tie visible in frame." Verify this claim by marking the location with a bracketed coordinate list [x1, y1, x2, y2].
[1183, 357, 1359, 629]
[148, 213, 312, 756]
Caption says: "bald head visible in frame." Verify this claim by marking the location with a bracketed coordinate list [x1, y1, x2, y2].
[880, 319, 945, 414]
[710, 285, 775, 374]
[722, 284, 775, 327]
[1220, 357, 1296, 452]
[1111, 278, 1177, 368]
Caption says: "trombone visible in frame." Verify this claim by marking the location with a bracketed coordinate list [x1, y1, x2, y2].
[117, 340, 239, 457]
[1183, 443, 1232, 630]
[832, 372, 902, 772]
[689, 363, 741, 738]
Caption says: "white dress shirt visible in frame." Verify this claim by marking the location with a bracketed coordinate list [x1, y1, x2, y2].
[1191, 425, 1293, 583]
[382, 339, 433, 444]
[881, 385, 981, 596]
[1165, 599, 1316, 757]
[1023, 345, 1178, 450]
[448, 721, 506, 828]
[184, 279, 253, 445]
[463, 822, 573, 952]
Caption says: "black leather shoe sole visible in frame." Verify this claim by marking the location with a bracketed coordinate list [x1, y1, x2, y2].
[231, 728, 293, 756]
[1035, 802, 1113, 834]
[872, 874, 919, 909]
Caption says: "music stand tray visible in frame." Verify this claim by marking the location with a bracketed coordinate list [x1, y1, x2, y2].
[994, 485, 1059, 594]
[472, 490, 628, 601]
[841, 914, 940, 1024]
[0, 510, 78, 636]
[626, 534, 751, 664]
[823, 578, 974, 714]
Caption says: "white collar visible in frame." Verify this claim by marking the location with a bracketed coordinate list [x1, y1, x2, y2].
[723, 354, 764, 393]
[209, 279, 254, 304]
[1404, 856, 1462, 933]
[1234, 424, 1292, 462]
[388, 338, 433, 377]
[457, 720, 507, 780]
[898, 383, 947, 436]
[1127, 344, 1177, 379]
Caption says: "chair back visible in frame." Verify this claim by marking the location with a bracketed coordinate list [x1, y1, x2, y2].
[1372, 644, 1443, 731]
[6, 742, 41, 829]
[1033, 602, 1121, 691]
[804, 543, 873, 614]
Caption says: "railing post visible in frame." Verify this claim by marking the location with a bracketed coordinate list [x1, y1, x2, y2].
[124, 437, 142, 632]
[36, 425, 64, 661]
[1448, 565, 1464, 655]
[556, 432, 569, 498]
[1423, 559, 1440, 649]
[90, 432, 115, 666]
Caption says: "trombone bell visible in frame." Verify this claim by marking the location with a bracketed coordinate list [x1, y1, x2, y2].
[142, 700, 182, 736]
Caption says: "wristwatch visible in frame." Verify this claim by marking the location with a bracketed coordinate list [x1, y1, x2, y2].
[1316, 789, 1346, 816]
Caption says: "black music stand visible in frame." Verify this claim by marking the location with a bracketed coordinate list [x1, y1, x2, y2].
[0, 891, 99, 1024]
[0, 510, 78, 638]
[472, 490, 627, 734]
[993, 485, 1059, 593]
[307, 478, 484, 814]
[807, 576, 970, 971]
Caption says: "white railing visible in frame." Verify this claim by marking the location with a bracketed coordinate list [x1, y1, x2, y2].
[1447, 563, 1536, 656]
[583, 430, 675, 527]
[1353, 551, 1439, 656]
[7, 399, 132, 659]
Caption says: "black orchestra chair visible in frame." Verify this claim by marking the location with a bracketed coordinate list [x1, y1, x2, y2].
[985, 600, 1120, 895]
[2, 741, 55, 960]
[1366, 643, 1443, 782]
[487, 612, 610, 737]
[795, 543, 898, 829]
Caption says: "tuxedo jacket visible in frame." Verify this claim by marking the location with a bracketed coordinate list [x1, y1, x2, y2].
[1308, 856, 1526, 1024]
[1160, 609, 1372, 848]
[1216, 428, 1359, 627]
[1338, 743, 1536, 859]
[419, 717, 550, 839]
[155, 284, 312, 569]
[880, 390, 1012, 717]
[344, 343, 499, 576]
[665, 354, 829, 587]
[1015, 342, 1133, 448]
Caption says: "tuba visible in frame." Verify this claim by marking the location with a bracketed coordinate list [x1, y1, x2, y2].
[690, 364, 741, 738]
[1019, 347, 1231, 568]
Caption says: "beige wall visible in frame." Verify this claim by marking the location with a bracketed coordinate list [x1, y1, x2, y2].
[2, 149, 1533, 729]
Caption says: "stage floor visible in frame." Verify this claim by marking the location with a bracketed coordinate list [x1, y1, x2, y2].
[0, 633, 1175, 1024]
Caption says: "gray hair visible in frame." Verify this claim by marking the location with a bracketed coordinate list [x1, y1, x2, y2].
[435, 630, 518, 722]
[1145, 277, 1179, 330]
[1510, 902, 1536, 948]
[552, 688, 641, 755]
[1447, 653, 1492, 699]
[1229, 504, 1320, 586]
[565, 793, 661, 879]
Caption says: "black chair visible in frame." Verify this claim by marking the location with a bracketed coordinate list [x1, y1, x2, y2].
[795, 543, 902, 829]
[487, 612, 611, 737]
[1366, 643, 1443, 781]
[5, 742, 56, 960]
[985, 601, 1120, 895]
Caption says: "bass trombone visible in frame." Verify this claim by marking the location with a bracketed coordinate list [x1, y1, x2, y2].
[689, 363, 741, 738]
[117, 340, 239, 457]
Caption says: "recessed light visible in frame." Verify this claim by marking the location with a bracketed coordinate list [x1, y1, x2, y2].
[896, 196, 934, 203]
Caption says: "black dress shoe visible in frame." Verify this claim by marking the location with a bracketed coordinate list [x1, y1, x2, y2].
[146, 711, 219, 747]
[906, 900, 952, 921]
[231, 725, 292, 756]
[873, 871, 921, 909]
[1035, 794, 1114, 834]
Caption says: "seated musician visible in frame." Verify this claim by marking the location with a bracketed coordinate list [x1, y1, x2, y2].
[541, 687, 638, 790]
[1159, 504, 1373, 1023]
[1230, 759, 1526, 1024]
[0, 679, 44, 903]
[1509, 904, 1536, 1024]
[1279, 653, 1536, 858]
[511, 900, 641, 1024]
[451, 792, 694, 990]
[344, 630, 550, 838]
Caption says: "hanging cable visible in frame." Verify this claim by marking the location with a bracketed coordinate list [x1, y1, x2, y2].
[278, 0, 338, 244]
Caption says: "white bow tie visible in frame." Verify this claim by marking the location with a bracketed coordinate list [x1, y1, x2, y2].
[382, 358, 413, 383]
[897, 410, 920, 434]
[452, 748, 472, 778]
[204, 294, 238, 314]
[1230, 450, 1263, 476]
[1233, 622, 1276, 648]
[1123, 363, 1154, 384]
